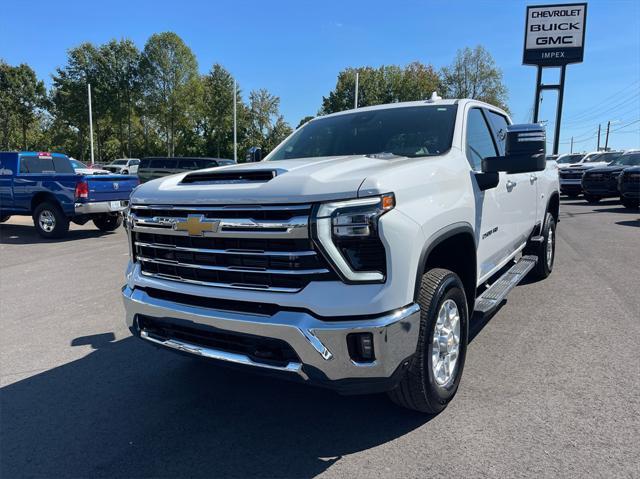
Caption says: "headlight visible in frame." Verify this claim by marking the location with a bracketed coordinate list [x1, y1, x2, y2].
[313, 194, 394, 282]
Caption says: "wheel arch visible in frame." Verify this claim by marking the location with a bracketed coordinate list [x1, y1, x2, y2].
[415, 222, 477, 314]
[547, 191, 560, 223]
[31, 192, 60, 213]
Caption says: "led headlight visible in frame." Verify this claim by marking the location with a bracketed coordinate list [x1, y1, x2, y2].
[314, 194, 395, 282]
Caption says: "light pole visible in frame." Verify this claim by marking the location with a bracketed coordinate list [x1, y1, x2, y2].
[88, 83, 95, 165]
[233, 79, 237, 162]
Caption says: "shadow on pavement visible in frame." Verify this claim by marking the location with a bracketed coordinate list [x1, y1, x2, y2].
[0, 335, 431, 478]
[615, 219, 640, 228]
[0, 223, 116, 245]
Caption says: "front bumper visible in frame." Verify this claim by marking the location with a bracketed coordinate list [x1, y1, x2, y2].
[582, 177, 619, 196]
[75, 200, 128, 214]
[122, 286, 421, 394]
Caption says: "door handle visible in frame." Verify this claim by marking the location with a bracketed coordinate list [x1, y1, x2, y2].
[530, 174, 538, 183]
[506, 180, 517, 190]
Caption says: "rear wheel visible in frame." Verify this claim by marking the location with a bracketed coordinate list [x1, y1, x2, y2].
[584, 194, 601, 204]
[33, 202, 69, 238]
[528, 212, 556, 280]
[93, 214, 123, 231]
[621, 197, 639, 210]
[387, 268, 468, 414]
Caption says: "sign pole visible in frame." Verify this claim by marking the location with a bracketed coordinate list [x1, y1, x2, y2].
[552, 65, 567, 155]
[533, 66, 542, 123]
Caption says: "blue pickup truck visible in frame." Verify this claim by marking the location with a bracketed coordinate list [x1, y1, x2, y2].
[0, 151, 139, 238]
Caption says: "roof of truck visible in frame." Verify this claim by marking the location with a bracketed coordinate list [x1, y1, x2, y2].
[317, 98, 503, 119]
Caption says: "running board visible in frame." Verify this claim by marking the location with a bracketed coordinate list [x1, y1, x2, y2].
[474, 255, 538, 317]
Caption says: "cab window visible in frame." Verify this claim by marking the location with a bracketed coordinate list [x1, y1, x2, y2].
[465, 108, 498, 171]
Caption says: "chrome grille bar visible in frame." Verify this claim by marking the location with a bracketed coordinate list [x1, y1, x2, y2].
[139, 271, 300, 293]
[137, 255, 329, 275]
[135, 241, 317, 257]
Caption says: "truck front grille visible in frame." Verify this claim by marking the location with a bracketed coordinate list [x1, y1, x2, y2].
[129, 204, 336, 292]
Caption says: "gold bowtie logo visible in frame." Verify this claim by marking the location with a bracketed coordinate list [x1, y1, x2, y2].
[174, 215, 220, 236]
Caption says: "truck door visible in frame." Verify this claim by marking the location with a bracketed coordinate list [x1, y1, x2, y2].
[485, 109, 538, 243]
[0, 153, 15, 211]
[466, 107, 512, 281]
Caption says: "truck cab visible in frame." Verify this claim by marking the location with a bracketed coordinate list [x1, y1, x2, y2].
[121, 99, 559, 413]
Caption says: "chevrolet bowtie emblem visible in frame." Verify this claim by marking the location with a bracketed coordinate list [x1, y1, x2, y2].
[174, 215, 220, 236]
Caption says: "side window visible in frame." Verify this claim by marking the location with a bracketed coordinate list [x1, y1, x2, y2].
[485, 110, 510, 155]
[53, 157, 75, 174]
[178, 159, 198, 170]
[465, 108, 498, 171]
[131, 159, 140, 165]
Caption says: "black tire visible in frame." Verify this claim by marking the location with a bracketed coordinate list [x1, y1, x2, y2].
[93, 214, 123, 231]
[122, 170, 128, 175]
[621, 197, 639, 210]
[33, 202, 69, 238]
[387, 268, 468, 414]
[584, 194, 601, 204]
[529, 212, 556, 280]
[0, 215, 10, 223]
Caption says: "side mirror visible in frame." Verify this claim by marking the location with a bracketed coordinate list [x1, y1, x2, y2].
[482, 124, 546, 174]
[245, 147, 262, 163]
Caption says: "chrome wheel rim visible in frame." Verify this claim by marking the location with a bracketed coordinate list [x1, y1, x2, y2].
[39, 210, 55, 233]
[431, 299, 461, 387]
[546, 227, 554, 269]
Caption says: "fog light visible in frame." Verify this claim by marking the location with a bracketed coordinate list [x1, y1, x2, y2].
[347, 332, 375, 362]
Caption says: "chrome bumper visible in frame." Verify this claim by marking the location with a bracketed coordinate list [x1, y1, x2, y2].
[75, 200, 128, 214]
[122, 286, 421, 392]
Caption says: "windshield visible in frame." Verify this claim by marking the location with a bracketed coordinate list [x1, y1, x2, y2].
[268, 105, 458, 161]
[70, 159, 88, 169]
[557, 154, 584, 164]
[583, 152, 618, 163]
[616, 153, 640, 166]
[111, 159, 127, 165]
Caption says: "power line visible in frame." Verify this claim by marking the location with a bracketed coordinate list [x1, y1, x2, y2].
[563, 79, 640, 121]
[563, 90, 640, 126]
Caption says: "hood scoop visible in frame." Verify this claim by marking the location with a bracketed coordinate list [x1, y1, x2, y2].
[181, 169, 277, 184]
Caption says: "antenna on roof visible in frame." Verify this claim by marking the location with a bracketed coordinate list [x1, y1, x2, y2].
[426, 91, 442, 103]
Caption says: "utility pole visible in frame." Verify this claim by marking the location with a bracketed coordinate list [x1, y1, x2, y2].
[570, 136, 574, 153]
[88, 83, 95, 165]
[233, 79, 237, 162]
[596, 123, 601, 151]
[604, 120, 611, 150]
[354, 72, 359, 109]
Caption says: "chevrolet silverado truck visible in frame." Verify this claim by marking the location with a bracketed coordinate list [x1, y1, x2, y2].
[558, 151, 622, 197]
[0, 151, 139, 238]
[122, 99, 560, 413]
[618, 164, 640, 210]
[582, 150, 640, 203]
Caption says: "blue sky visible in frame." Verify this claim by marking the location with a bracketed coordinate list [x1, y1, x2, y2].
[2, 0, 639, 153]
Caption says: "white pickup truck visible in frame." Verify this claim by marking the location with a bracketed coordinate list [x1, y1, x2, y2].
[122, 98, 559, 413]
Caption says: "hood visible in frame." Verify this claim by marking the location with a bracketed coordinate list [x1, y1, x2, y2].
[131, 155, 406, 205]
[584, 165, 626, 175]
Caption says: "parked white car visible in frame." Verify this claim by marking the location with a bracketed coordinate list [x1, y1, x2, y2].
[122, 98, 559, 413]
[69, 158, 110, 175]
[104, 158, 140, 175]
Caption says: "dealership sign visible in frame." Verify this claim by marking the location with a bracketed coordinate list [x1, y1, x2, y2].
[523, 3, 587, 66]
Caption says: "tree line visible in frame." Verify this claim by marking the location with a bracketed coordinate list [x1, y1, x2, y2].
[1, 34, 508, 162]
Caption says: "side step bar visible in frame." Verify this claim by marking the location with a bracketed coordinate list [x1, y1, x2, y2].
[474, 255, 537, 317]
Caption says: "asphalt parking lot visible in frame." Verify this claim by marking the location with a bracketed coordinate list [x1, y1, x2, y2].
[1, 199, 638, 478]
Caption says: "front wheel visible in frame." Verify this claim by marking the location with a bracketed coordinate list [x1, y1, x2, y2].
[33, 202, 69, 238]
[387, 268, 468, 414]
[93, 214, 123, 231]
[121, 170, 129, 175]
[584, 194, 601, 204]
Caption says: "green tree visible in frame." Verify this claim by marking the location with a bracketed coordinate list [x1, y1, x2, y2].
[245, 89, 292, 155]
[140, 32, 199, 157]
[296, 115, 315, 128]
[320, 62, 441, 114]
[0, 61, 47, 150]
[440, 46, 509, 111]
